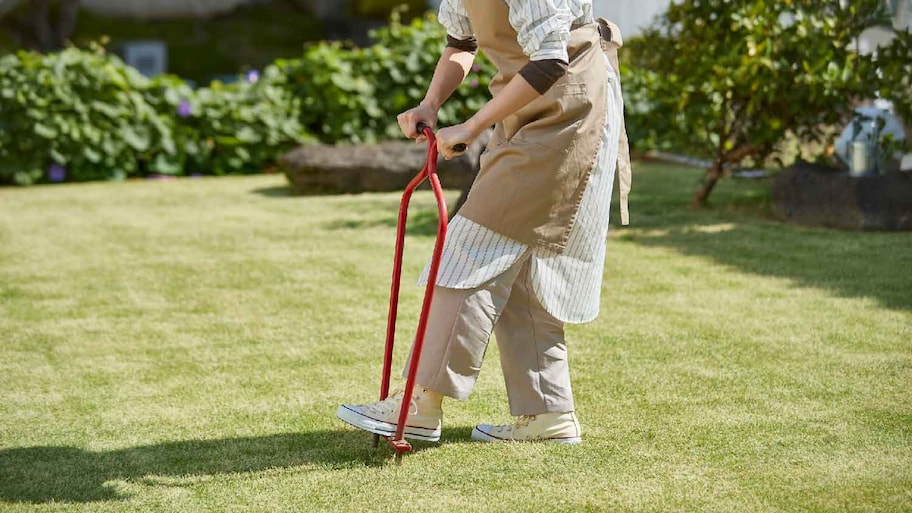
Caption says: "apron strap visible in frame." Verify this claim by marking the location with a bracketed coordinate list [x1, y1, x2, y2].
[598, 18, 632, 226]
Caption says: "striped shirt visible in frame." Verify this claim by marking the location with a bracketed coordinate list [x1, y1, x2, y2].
[438, 0, 594, 62]
[420, 51, 624, 324]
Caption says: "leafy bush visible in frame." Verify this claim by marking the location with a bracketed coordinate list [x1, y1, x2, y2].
[0, 46, 307, 185]
[275, 11, 495, 144]
[622, 0, 912, 207]
[873, 28, 912, 126]
[0, 46, 174, 185]
[145, 69, 309, 176]
[1, 10, 492, 185]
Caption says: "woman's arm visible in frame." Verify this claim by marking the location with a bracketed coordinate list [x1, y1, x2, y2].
[436, 0, 574, 159]
[397, 47, 476, 141]
[464, 74, 540, 138]
[436, 68, 557, 160]
[422, 46, 477, 113]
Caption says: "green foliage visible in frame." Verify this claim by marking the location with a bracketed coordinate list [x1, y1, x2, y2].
[0, 45, 172, 185]
[276, 11, 495, 144]
[352, 0, 427, 20]
[146, 70, 309, 176]
[0, 46, 307, 185]
[623, 0, 911, 204]
[873, 28, 912, 125]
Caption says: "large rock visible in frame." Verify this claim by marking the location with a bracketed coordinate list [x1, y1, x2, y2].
[281, 130, 490, 197]
[772, 162, 912, 230]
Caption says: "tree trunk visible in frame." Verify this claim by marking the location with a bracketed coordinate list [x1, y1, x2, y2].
[5, 0, 80, 52]
[27, 0, 54, 52]
[55, 0, 79, 48]
[691, 160, 724, 208]
[691, 144, 759, 208]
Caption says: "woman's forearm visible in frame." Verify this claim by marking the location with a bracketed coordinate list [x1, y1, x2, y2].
[433, 72, 543, 158]
[421, 47, 476, 111]
[464, 73, 540, 135]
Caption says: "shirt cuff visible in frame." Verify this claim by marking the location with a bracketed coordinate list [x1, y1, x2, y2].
[446, 34, 478, 53]
[518, 59, 569, 95]
[529, 45, 570, 63]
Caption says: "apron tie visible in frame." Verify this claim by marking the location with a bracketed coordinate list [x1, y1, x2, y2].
[598, 18, 632, 226]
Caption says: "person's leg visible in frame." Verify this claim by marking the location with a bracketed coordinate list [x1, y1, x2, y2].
[471, 259, 581, 443]
[337, 257, 526, 440]
[402, 258, 526, 400]
[492, 259, 575, 416]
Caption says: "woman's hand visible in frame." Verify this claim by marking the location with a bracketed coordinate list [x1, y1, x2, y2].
[397, 104, 438, 143]
[436, 122, 479, 160]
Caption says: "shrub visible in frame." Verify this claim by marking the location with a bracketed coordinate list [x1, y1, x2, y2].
[276, 11, 495, 144]
[145, 69, 309, 176]
[0, 46, 174, 185]
[622, 0, 912, 207]
[0, 46, 308, 185]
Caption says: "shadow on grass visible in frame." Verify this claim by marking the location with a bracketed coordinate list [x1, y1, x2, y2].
[621, 218, 912, 311]
[324, 208, 444, 238]
[609, 164, 912, 311]
[250, 186, 294, 198]
[0, 427, 475, 504]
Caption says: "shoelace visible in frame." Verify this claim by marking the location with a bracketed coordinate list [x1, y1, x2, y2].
[498, 415, 537, 440]
[514, 415, 536, 430]
[365, 389, 418, 417]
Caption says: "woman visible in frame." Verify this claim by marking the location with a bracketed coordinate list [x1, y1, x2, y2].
[337, 0, 631, 444]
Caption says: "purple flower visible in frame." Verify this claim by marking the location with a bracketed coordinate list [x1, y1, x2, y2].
[246, 69, 260, 84]
[47, 163, 66, 183]
[177, 100, 192, 118]
[471, 63, 481, 73]
[470, 78, 479, 88]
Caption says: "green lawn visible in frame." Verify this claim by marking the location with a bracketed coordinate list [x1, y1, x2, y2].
[1, 164, 910, 512]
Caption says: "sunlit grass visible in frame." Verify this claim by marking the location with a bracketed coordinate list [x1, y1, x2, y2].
[1, 165, 909, 512]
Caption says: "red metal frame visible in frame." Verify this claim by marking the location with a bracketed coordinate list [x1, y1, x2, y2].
[375, 126, 448, 458]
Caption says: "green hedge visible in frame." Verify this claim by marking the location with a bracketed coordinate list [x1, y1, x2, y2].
[0, 46, 307, 185]
[0, 11, 496, 185]
[275, 11, 495, 144]
[0, 46, 173, 185]
[144, 70, 308, 177]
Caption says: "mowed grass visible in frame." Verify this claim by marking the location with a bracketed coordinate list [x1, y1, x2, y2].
[0, 164, 910, 512]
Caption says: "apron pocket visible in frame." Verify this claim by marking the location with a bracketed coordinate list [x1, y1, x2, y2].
[513, 81, 593, 153]
[469, 137, 572, 239]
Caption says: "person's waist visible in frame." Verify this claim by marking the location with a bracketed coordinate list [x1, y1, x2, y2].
[570, 14, 596, 31]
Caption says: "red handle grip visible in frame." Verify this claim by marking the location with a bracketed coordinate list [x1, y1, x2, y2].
[417, 123, 467, 153]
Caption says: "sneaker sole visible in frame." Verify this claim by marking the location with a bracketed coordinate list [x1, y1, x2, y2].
[336, 405, 441, 442]
[471, 426, 582, 445]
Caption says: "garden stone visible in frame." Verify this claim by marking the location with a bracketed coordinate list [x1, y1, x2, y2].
[772, 161, 912, 231]
[281, 130, 490, 199]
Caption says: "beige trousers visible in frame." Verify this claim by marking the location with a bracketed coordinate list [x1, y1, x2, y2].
[403, 256, 575, 416]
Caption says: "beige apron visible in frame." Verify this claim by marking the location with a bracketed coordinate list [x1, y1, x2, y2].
[457, 1, 630, 253]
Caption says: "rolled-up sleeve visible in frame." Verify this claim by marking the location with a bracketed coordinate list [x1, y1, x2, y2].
[508, 0, 573, 62]
[438, 0, 474, 40]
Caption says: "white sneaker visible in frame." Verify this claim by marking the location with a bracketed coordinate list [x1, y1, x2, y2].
[336, 387, 443, 442]
[471, 412, 582, 444]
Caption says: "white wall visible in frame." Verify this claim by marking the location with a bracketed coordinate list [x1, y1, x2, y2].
[592, 0, 671, 39]
[425, 0, 670, 39]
